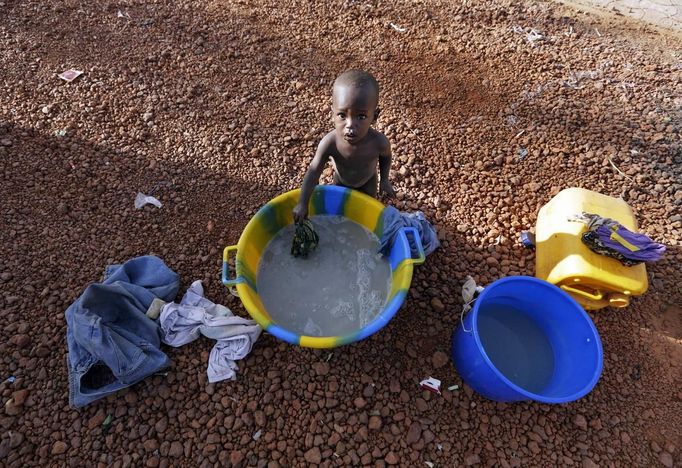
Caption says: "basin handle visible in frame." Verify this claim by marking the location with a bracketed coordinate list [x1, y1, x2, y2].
[222, 245, 244, 296]
[560, 284, 604, 301]
[402, 227, 425, 265]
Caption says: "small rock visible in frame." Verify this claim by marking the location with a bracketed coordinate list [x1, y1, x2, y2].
[51, 441, 67, 455]
[11, 389, 29, 406]
[311, 362, 329, 376]
[405, 422, 422, 445]
[142, 112, 154, 122]
[389, 380, 401, 393]
[88, 411, 106, 430]
[230, 450, 245, 466]
[659, 452, 673, 468]
[4, 399, 22, 416]
[573, 414, 587, 431]
[485, 256, 499, 267]
[354, 397, 367, 409]
[430, 297, 445, 312]
[169, 441, 183, 457]
[143, 439, 159, 452]
[10, 334, 30, 349]
[368, 416, 382, 430]
[385, 451, 399, 465]
[304, 447, 321, 464]
[431, 351, 450, 369]
[582, 458, 598, 468]
[9, 431, 24, 448]
[464, 453, 481, 466]
[155, 417, 168, 434]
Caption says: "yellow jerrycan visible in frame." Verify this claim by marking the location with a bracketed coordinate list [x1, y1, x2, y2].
[535, 188, 648, 310]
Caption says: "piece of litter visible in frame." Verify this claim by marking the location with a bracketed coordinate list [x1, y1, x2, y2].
[520, 231, 536, 249]
[55, 129, 67, 137]
[461, 276, 478, 305]
[437, 443, 443, 451]
[5, 376, 16, 384]
[526, 29, 544, 44]
[595, 28, 602, 37]
[425, 462, 434, 468]
[460, 276, 484, 333]
[116, 10, 131, 19]
[153, 371, 169, 377]
[58, 69, 83, 82]
[607, 157, 633, 181]
[518, 147, 528, 160]
[135, 192, 162, 209]
[102, 414, 113, 433]
[252, 429, 262, 441]
[447, 384, 459, 391]
[420, 377, 442, 395]
[389, 22, 406, 32]
[325, 352, 333, 362]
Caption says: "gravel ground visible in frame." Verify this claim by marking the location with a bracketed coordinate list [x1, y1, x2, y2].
[1, 0, 681, 466]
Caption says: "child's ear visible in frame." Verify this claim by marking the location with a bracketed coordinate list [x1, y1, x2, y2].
[374, 107, 381, 122]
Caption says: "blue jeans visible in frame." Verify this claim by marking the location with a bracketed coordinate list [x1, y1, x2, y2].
[65, 256, 179, 407]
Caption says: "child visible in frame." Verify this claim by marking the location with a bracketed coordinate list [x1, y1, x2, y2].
[293, 69, 395, 223]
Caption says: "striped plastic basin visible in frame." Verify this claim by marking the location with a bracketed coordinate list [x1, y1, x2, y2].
[222, 185, 424, 348]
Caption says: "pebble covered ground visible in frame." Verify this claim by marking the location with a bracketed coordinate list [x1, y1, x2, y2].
[1, 0, 681, 466]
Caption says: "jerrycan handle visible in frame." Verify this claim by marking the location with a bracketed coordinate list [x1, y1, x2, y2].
[560, 284, 604, 301]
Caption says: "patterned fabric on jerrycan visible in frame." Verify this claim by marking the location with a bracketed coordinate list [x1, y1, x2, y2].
[570, 212, 666, 266]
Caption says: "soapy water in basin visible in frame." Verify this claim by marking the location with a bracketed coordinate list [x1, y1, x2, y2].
[257, 215, 392, 337]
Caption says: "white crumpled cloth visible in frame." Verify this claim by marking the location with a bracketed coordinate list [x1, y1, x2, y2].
[159, 280, 262, 382]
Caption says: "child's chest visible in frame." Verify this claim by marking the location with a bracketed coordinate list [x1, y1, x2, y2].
[334, 142, 379, 164]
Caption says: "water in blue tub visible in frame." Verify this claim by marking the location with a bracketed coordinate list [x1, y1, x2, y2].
[477, 304, 555, 394]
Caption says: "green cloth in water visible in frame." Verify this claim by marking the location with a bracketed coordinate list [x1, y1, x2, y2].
[291, 220, 319, 258]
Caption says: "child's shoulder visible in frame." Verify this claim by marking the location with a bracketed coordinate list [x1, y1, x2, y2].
[319, 130, 338, 149]
[369, 129, 390, 149]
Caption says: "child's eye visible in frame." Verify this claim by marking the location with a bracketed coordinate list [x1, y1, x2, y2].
[337, 113, 346, 119]
[358, 114, 367, 120]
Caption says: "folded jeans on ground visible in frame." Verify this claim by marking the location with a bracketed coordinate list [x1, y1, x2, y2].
[65, 255, 180, 408]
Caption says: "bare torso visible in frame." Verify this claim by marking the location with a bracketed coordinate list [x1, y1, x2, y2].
[328, 129, 388, 187]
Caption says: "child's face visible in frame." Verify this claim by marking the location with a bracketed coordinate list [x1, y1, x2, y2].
[331, 83, 377, 145]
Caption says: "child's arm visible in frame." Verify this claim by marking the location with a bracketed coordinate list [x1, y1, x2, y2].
[378, 136, 396, 197]
[293, 133, 334, 223]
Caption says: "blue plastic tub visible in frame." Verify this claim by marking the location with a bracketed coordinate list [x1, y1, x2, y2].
[451, 276, 603, 403]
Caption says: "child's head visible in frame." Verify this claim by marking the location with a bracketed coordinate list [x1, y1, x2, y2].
[331, 69, 379, 144]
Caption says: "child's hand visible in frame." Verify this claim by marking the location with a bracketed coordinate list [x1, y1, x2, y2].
[380, 180, 396, 198]
[293, 203, 308, 223]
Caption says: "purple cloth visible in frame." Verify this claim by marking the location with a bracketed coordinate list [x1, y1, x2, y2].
[572, 213, 665, 264]
[592, 223, 666, 262]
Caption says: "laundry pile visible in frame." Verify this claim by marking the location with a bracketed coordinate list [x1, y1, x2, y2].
[65, 256, 261, 407]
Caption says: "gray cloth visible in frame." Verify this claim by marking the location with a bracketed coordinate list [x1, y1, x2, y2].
[159, 281, 262, 382]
